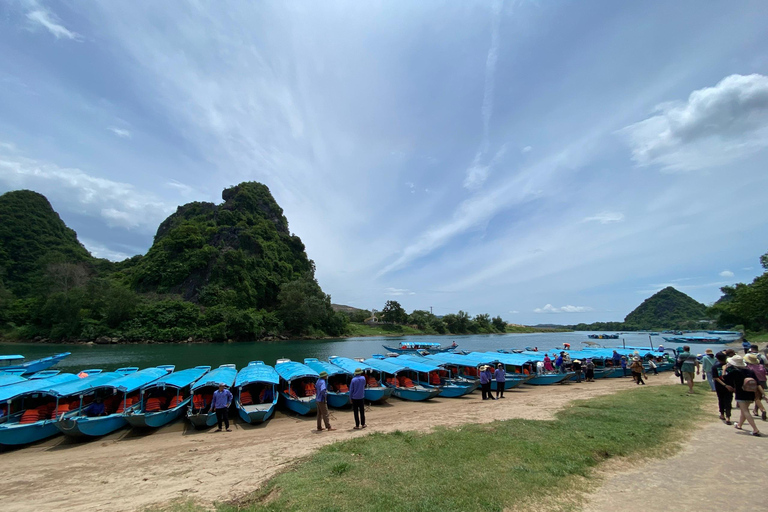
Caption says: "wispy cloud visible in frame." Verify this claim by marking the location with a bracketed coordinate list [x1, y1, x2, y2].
[384, 287, 416, 296]
[521, 146, 532, 153]
[583, 211, 625, 224]
[108, 127, 131, 139]
[26, 5, 81, 41]
[719, 270, 734, 278]
[534, 304, 593, 314]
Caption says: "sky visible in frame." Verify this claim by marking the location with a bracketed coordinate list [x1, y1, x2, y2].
[1, 1, 767, 325]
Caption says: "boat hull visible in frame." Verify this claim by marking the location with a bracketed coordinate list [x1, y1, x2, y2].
[0, 420, 59, 446]
[237, 403, 277, 424]
[327, 392, 351, 408]
[187, 411, 217, 429]
[592, 368, 614, 379]
[390, 386, 441, 401]
[281, 393, 317, 415]
[364, 386, 392, 403]
[125, 400, 189, 428]
[56, 413, 128, 438]
[382, 345, 456, 354]
[438, 381, 477, 398]
[526, 373, 571, 385]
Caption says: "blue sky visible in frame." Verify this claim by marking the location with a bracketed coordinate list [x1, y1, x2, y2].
[1, 1, 767, 324]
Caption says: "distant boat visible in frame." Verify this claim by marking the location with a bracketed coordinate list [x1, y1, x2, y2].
[234, 361, 279, 424]
[662, 336, 727, 344]
[187, 364, 237, 429]
[381, 341, 458, 354]
[707, 330, 741, 335]
[303, 358, 351, 408]
[0, 352, 71, 375]
[275, 359, 319, 416]
[55, 366, 173, 438]
[328, 356, 393, 403]
[125, 366, 210, 429]
[648, 332, 659, 336]
[587, 334, 619, 340]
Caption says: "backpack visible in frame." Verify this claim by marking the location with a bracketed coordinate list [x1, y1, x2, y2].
[749, 364, 767, 382]
[742, 377, 758, 393]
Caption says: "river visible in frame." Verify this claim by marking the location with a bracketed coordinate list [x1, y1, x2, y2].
[1, 331, 740, 373]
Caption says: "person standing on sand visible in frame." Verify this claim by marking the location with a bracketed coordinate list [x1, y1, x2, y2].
[742, 339, 751, 354]
[744, 354, 767, 420]
[210, 383, 233, 432]
[494, 363, 506, 399]
[543, 354, 554, 372]
[349, 368, 367, 430]
[712, 352, 732, 424]
[479, 366, 495, 400]
[555, 353, 564, 373]
[701, 349, 716, 392]
[620, 356, 628, 377]
[723, 355, 761, 436]
[584, 359, 595, 382]
[572, 359, 582, 383]
[629, 357, 646, 385]
[677, 346, 699, 394]
[648, 358, 658, 376]
[315, 371, 335, 432]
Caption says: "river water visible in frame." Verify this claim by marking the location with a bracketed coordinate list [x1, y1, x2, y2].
[1, 331, 740, 373]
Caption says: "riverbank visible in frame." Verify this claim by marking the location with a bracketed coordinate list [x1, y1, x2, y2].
[1, 373, 702, 512]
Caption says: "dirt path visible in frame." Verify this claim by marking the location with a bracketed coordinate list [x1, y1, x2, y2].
[582, 413, 768, 512]
[1, 373, 678, 512]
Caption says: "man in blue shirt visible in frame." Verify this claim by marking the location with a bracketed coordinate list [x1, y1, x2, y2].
[209, 382, 233, 432]
[349, 368, 367, 429]
[84, 397, 106, 417]
[316, 371, 335, 432]
[494, 364, 506, 399]
[480, 366, 495, 400]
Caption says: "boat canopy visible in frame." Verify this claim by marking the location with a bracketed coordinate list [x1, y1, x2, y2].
[0, 355, 25, 363]
[303, 358, 348, 377]
[193, 365, 237, 390]
[328, 356, 373, 374]
[39, 372, 126, 397]
[0, 373, 26, 387]
[388, 355, 441, 373]
[364, 358, 409, 375]
[109, 368, 168, 393]
[0, 373, 78, 402]
[235, 361, 279, 387]
[473, 352, 533, 366]
[396, 342, 442, 348]
[275, 361, 319, 381]
[146, 366, 210, 389]
[426, 353, 498, 367]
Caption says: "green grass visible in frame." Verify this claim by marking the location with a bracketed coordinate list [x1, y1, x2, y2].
[182, 384, 707, 512]
[344, 323, 426, 337]
[505, 324, 572, 333]
[747, 331, 768, 343]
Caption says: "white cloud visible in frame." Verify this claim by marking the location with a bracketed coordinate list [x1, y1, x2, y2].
[108, 127, 131, 138]
[534, 304, 593, 314]
[509, 310, 520, 314]
[622, 74, 768, 171]
[719, 270, 734, 278]
[463, 164, 489, 190]
[26, 7, 81, 41]
[583, 211, 625, 224]
[0, 147, 174, 231]
[79, 238, 131, 262]
[384, 287, 416, 296]
[521, 146, 532, 153]
[165, 180, 197, 197]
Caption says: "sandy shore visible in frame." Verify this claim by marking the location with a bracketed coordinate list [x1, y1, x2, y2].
[1, 373, 681, 512]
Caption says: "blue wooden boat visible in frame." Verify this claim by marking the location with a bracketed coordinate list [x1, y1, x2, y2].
[395, 354, 477, 397]
[0, 373, 80, 446]
[55, 366, 172, 438]
[0, 371, 132, 446]
[381, 341, 458, 354]
[0, 372, 27, 388]
[275, 359, 318, 415]
[125, 366, 210, 429]
[187, 364, 237, 429]
[303, 358, 351, 408]
[235, 361, 279, 423]
[431, 352, 529, 390]
[328, 356, 393, 403]
[475, 352, 570, 386]
[662, 336, 727, 344]
[364, 357, 441, 401]
[0, 352, 71, 375]
[707, 330, 741, 335]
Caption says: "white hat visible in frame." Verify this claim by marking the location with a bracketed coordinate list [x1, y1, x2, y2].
[727, 355, 747, 368]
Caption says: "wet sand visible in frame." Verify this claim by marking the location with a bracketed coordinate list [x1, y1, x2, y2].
[1, 373, 680, 512]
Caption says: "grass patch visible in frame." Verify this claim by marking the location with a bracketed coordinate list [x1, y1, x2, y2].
[204, 384, 706, 512]
[344, 323, 425, 337]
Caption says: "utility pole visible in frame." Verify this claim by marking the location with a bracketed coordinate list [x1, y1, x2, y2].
[430, 306, 433, 315]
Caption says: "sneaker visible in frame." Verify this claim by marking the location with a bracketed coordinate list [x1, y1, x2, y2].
[214, 428, 222, 432]
[353, 426, 360, 430]
[753, 431, 762, 437]
[725, 420, 732, 425]
[225, 429, 232, 432]
[327, 427, 336, 431]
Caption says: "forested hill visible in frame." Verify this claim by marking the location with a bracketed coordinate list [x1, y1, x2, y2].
[623, 287, 707, 329]
[0, 182, 346, 342]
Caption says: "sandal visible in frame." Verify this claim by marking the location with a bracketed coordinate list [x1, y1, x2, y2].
[753, 431, 762, 437]
[735, 424, 743, 430]
[725, 420, 732, 425]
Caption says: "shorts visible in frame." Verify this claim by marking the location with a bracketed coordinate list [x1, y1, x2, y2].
[760, 382, 767, 390]
[682, 371, 695, 381]
[736, 399, 754, 404]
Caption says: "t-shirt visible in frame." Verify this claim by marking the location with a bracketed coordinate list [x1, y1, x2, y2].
[723, 366, 757, 402]
[678, 352, 697, 373]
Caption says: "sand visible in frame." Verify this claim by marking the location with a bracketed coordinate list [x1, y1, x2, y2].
[0, 373, 689, 512]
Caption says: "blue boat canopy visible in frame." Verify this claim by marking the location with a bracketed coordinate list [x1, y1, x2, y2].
[147, 366, 210, 389]
[109, 368, 168, 393]
[393, 342, 442, 348]
[426, 353, 497, 367]
[0, 373, 26, 387]
[0, 373, 78, 402]
[40, 372, 126, 397]
[0, 355, 25, 362]
[364, 358, 409, 375]
[303, 358, 348, 377]
[473, 352, 530, 366]
[328, 356, 373, 374]
[388, 355, 441, 373]
[275, 361, 319, 381]
[193, 365, 237, 390]
[235, 361, 279, 386]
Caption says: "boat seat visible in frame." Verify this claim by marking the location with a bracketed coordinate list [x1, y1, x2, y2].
[240, 391, 253, 405]
[169, 396, 184, 408]
[20, 407, 45, 424]
[397, 376, 415, 388]
[366, 377, 379, 387]
[145, 397, 165, 412]
[335, 384, 349, 392]
[54, 403, 70, 417]
[116, 396, 138, 413]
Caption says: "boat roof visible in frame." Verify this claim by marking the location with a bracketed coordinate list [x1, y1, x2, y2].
[148, 366, 210, 389]
[363, 357, 409, 375]
[426, 352, 497, 366]
[328, 356, 373, 373]
[40, 372, 126, 397]
[193, 365, 238, 390]
[0, 373, 78, 402]
[389, 355, 441, 372]
[0, 355, 25, 362]
[0, 373, 27, 387]
[275, 361, 319, 380]
[235, 361, 279, 386]
[392, 341, 442, 348]
[108, 367, 168, 393]
[303, 358, 348, 376]
[471, 352, 530, 365]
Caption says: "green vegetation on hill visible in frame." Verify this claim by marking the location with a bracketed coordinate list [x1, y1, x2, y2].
[710, 251, 768, 333]
[0, 183, 347, 342]
[623, 286, 708, 329]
